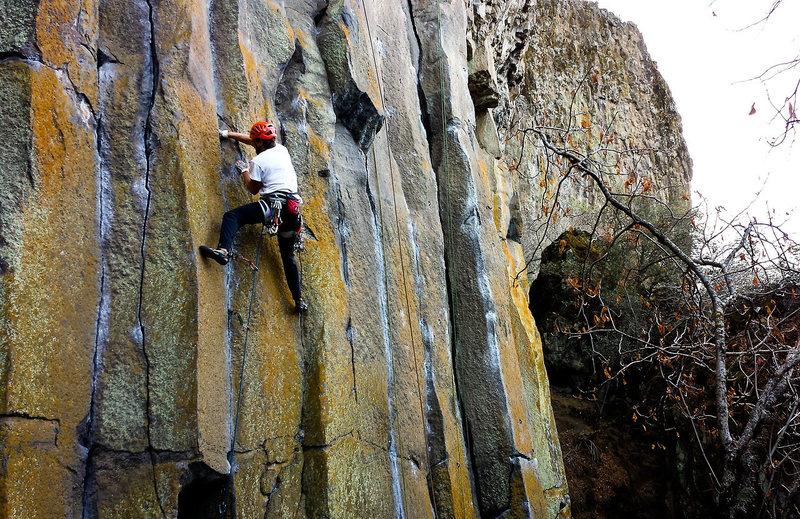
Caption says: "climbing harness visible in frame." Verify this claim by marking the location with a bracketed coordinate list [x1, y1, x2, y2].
[221, 224, 267, 519]
[258, 192, 302, 237]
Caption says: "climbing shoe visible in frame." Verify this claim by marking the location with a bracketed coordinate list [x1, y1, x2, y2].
[294, 298, 308, 313]
[199, 246, 230, 266]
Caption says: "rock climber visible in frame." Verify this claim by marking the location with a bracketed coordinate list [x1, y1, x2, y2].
[200, 121, 307, 313]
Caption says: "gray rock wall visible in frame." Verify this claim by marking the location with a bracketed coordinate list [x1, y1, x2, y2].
[0, 0, 690, 516]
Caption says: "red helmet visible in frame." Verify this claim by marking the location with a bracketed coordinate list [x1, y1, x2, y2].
[250, 121, 277, 141]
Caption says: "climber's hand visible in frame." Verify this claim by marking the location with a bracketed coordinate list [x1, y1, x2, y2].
[235, 160, 248, 174]
[219, 129, 229, 139]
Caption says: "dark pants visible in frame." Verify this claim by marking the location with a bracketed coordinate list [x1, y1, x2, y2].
[218, 200, 301, 301]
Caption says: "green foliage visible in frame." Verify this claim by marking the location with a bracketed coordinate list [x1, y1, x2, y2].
[736, 486, 757, 505]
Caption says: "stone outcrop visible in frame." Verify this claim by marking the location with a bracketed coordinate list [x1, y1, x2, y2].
[0, 0, 690, 517]
[470, 0, 692, 273]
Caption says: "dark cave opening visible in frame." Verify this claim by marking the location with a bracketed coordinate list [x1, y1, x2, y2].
[177, 463, 228, 519]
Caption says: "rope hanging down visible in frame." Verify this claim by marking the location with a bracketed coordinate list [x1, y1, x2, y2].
[356, 0, 436, 514]
[221, 224, 266, 519]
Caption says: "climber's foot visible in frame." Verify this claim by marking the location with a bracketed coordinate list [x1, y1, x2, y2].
[294, 298, 308, 313]
[199, 246, 230, 266]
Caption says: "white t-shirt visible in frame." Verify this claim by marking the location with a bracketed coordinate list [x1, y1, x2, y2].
[248, 144, 298, 196]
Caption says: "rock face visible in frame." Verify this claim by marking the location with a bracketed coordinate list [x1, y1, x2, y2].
[0, 0, 689, 517]
[470, 0, 693, 271]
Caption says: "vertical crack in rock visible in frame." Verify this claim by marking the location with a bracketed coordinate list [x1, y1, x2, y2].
[345, 318, 358, 402]
[334, 182, 350, 286]
[364, 165, 406, 519]
[441, 217, 482, 510]
[82, 103, 110, 518]
[406, 3, 478, 505]
[420, 319, 447, 501]
[460, 153, 518, 515]
[79, 35, 114, 513]
[405, 0, 432, 144]
[223, 263, 233, 455]
[407, 219, 444, 514]
[139, 1, 166, 516]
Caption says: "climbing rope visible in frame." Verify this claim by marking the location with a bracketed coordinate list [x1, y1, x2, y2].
[221, 224, 266, 519]
[356, 0, 439, 515]
[358, 16, 410, 519]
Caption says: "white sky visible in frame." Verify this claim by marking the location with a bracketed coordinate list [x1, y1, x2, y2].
[590, 0, 800, 234]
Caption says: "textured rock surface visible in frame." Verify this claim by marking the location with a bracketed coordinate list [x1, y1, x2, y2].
[470, 0, 692, 275]
[0, 0, 689, 517]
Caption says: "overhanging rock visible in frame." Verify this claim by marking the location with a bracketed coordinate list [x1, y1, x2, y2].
[317, 0, 384, 151]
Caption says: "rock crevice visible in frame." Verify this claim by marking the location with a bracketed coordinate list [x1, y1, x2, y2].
[137, 1, 164, 515]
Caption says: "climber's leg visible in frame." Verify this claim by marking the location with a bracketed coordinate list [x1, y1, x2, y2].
[217, 201, 264, 252]
[278, 210, 304, 311]
[200, 202, 264, 266]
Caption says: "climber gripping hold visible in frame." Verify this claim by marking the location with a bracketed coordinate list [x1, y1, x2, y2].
[200, 121, 307, 313]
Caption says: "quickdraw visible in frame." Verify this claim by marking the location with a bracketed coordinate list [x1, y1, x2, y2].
[228, 251, 259, 271]
[267, 198, 283, 235]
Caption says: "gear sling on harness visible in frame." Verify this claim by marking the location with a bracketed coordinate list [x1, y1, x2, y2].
[258, 192, 301, 237]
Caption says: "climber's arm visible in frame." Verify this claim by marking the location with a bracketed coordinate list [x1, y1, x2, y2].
[243, 172, 263, 195]
[235, 160, 263, 195]
[219, 129, 256, 147]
